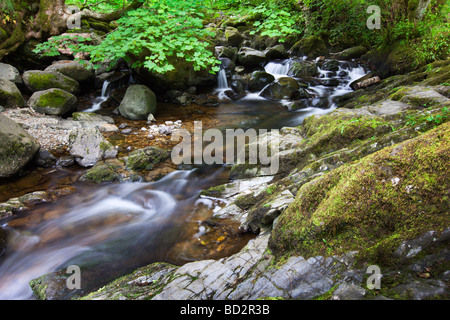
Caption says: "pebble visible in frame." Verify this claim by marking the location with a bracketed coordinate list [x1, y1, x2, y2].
[147, 134, 155, 140]
[121, 129, 133, 135]
[118, 123, 128, 129]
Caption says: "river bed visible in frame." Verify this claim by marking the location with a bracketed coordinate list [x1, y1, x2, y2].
[0, 58, 368, 299]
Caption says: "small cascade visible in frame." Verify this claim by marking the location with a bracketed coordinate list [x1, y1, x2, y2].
[217, 67, 229, 90]
[216, 66, 231, 100]
[264, 60, 291, 78]
[83, 80, 110, 113]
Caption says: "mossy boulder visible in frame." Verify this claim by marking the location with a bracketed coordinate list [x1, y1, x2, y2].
[0, 114, 40, 178]
[260, 77, 301, 100]
[126, 147, 169, 171]
[290, 35, 328, 58]
[119, 85, 157, 121]
[80, 163, 120, 183]
[28, 88, 78, 116]
[69, 127, 117, 167]
[23, 70, 80, 94]
[288, 61, 319, 78]
[337, 46, 368, 60]
[269, 122, 450, 265]
[247, 71, 275, 92]
[44, 60, 95, 83]
[0, 79, 25, 108]
[237, 47, 267, 67]
[224, 26, 243, 47]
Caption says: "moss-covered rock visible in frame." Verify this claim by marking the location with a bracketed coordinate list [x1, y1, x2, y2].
[288, 61, 319, 78]
[44, 60, 95, 83]
[260, 76, 301, 100]
[28, 88, 78, 116]
[80, 163, 120, 183]
[269, 122, 450, 265]
[337, 46, 368, 60]
[23, 70, 80, 94]
[126, 147, 169, 172]
[0, 79, 25, 108]
[0, 114, 40, 178]
[290, 35, 328, 58]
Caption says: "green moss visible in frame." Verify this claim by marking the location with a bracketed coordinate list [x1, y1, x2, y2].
[80, 163, 120, 183]
[200, 184, 226, 197]
[126, 147, 169, 171]
[269, 122, 450, 266]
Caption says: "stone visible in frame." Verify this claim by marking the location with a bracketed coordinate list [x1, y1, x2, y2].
[34, 149, 56, 167]
[337, 46, 368, 60]
[69, 127, 118, 167]
[331, 283, 367, 300]
[0, 63, 22, 84]
[264, 44, 288, 60]
[290, 35, 328, 58]
[247, 71, 275, 92]
[119, 85, 157, 120]
[237, 47, 267, 67]
[126, 147, 169, 171]
[0, 114, 40, 178]
[28, 89, 78, 116]
[57, 155, 75, 167]
[80, 163, 120, 183]
[260, 77, 301, 100]
[0, 79, 25, 108]
[288, 61, 319, 78]
[23, 70, 80, 94]
[44, 60, 95, 83]
[224, 27, 243, 47]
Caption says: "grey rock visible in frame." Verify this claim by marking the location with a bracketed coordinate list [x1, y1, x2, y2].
[45, 60, 95, 83]
[0, 114, 40, 178]
[0, 78, 25, 108]
[34, 149, 56, 167]
[28, 89, 78, 116]
[119, 85, 157, 120]
[332, 283, 367, 300]
[391, 279, 448, 300]
[23, 70, 80, 94]
[69, 127, 118, 167]
[0, 63, 22, 84]
[237, 47, 267, 67]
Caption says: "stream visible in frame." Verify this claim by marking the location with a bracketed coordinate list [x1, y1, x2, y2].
[0, 58, 368, 299]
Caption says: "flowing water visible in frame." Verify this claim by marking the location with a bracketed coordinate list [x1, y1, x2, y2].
[0, 58, 368, 299]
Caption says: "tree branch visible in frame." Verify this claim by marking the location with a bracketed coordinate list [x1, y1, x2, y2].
[72, 0, 143, 22]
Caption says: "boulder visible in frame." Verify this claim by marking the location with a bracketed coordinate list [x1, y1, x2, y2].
[0, 114, 40, 178]
[224, 27, 243, 47]
[68, 127, 117, 167]
[126, 146, 169, 171]
[247, 71, 275, 92]
[44, 60, 95, 83]
[0, 63, 22, 84]
[290, 35, 328, 58]
[237, 47, 267, 67]
[337, 46, 368, 60]
[28, 89, 78, 116]
[119, 85, 157, 120]
[0, 79, 25, 108]
[23, 70, 80, 94]
[260, 77, 301, 100]
[264, 44, 289, 60]
[288, 61, 319, 78]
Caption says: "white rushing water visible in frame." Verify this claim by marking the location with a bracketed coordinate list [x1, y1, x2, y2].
[0, 168, 227, 299]
[83, 80, 110, 113]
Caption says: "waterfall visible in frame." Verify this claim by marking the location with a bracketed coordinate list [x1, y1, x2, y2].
[264, 60, 291, 78]
[217, 68, 229, 90]
[83, 80, 110, 113]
